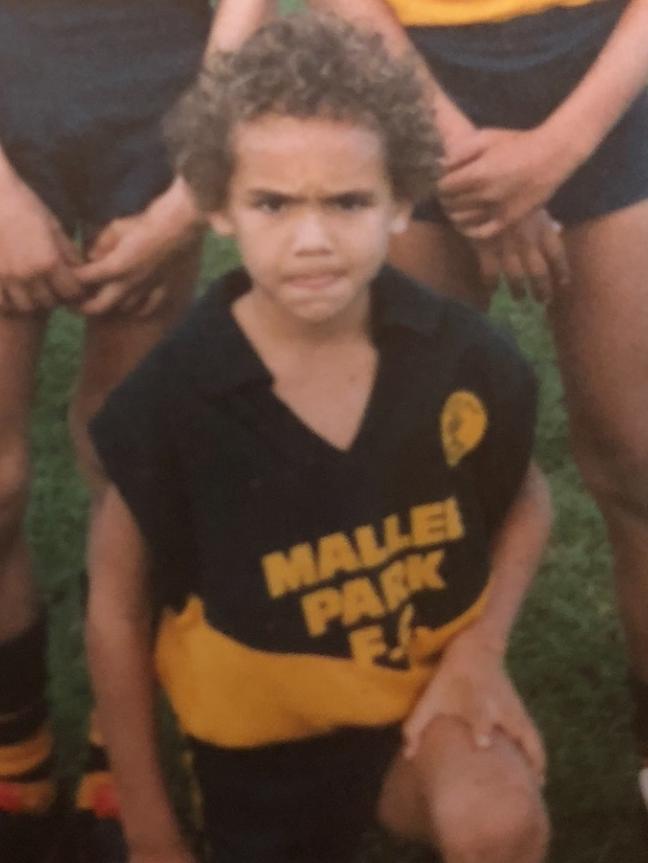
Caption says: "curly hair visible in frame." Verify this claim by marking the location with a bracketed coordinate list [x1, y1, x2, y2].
[165, 12, 441, 211]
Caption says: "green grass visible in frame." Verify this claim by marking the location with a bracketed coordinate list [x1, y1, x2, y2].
[34, 235, 644, 861]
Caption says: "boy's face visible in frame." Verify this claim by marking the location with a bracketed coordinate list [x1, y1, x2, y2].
[209, 114, 411, 326]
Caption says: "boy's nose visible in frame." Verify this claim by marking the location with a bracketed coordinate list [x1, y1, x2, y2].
[292, 211, 333, 254]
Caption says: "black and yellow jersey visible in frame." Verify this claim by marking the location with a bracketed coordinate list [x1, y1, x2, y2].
[91, 266, 536, 752]
[387, 0, 603, 25]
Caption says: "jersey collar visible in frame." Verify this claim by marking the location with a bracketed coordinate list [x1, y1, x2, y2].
[191, 265, 443, 398]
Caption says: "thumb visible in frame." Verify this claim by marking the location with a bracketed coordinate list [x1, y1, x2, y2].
[441, 134, 488, 172]
[49, 220, 82, 266]
[74, 252, 123, 286]
[402, 700, 439, 760]
[88, 223, 122, 260]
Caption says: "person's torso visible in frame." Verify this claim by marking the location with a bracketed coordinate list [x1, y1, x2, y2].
[151, 270, 522, 750]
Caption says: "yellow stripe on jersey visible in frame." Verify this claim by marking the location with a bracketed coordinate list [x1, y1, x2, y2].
[388, 0, 600, 26]
[155, 590, 488, 749]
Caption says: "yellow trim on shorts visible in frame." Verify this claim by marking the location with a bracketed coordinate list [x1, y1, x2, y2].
[0, 725, 52, 778]
[388, 0, 600, 26]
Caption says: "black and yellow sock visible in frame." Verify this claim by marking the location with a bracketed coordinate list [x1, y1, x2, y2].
[75, 709, 120, 820]
[0, 617, 56, 816]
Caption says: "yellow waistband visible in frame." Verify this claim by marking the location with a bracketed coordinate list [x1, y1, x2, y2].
[388, 0, 600, 26]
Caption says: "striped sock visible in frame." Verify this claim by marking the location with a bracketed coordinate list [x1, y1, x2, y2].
[0, 618, 56, 816]
[75, 709, 120, 820]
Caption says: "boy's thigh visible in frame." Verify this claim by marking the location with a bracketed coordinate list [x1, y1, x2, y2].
[378, 716, 546, 853]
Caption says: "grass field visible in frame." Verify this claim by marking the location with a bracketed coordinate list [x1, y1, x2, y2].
[34, 235, 644, 861]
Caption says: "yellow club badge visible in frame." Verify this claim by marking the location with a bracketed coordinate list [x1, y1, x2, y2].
[441, 390, 488, 467]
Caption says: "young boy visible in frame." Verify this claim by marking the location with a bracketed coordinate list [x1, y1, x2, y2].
[87, 14, 552, 863]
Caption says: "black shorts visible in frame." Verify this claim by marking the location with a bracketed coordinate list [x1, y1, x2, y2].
[0, 0, 211, 235]
[409, 0, 648, 225]
[192, 725, 403, 863]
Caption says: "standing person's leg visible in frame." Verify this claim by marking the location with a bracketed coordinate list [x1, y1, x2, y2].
[549, 200, 648, 777]
[69, 243, 202, 499]
[389, 220, 488, 309]
[0, 315, 64, 858]
[71, 240, 202, 860]
[377, 715, 549, 862]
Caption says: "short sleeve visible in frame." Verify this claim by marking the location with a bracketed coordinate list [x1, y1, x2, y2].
[468, 333, 538, 536]
[89, 345, 184, 563]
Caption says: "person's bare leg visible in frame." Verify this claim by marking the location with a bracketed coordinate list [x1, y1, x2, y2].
[0, 313, 62, 841]
[389, 220, 489, 310]
[71, 242, 201, 849]
[0, 315, 48, 641]
[69, 241, 202, 499]
[377, 716, 549, 863]
[548, 199, 648, 758]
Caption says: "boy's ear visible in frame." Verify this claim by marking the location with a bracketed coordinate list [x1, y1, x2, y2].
[207, 210, 235, 237]
[389, 201, 413, 236]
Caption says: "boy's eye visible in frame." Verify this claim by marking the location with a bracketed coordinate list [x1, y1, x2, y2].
[254, 194, 289, 213]
[329, 193, 373, 211]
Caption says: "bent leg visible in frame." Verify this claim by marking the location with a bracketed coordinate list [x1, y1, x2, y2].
[377, 716, 549, 863]
[389, 220, 489, 310]
[550, 201, 648, 685]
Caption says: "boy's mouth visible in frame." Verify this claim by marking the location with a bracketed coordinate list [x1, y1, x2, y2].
[283, 270, 344, 291]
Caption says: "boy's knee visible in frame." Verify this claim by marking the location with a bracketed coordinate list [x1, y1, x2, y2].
[437, 785, 549, 863]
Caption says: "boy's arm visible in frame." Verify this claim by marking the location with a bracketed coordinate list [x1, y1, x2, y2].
[86, 486, 195, 863]
[403, 462, 552, 778]
[0, 146, 83, 313]
[439, 0, 648, 235]
[74, 0, 278, 317]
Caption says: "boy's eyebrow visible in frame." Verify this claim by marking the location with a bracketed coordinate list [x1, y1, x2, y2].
[247, 188, 298, 200]
[246, 188, 378, 202]
[322, 190, 377, 204]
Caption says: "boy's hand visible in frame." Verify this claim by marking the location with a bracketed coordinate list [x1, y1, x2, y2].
[473, 208, 570, 303]
[74, 179, 203, 317]
[437, 126, 584, 237]
[0, 172, 82, 313]
[403, 627, 545, 783]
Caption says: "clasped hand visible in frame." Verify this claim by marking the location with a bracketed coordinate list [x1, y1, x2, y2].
[433, 125, 587, 301]
[0, 175, 201, 317]
[437, 126, 578, 238]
